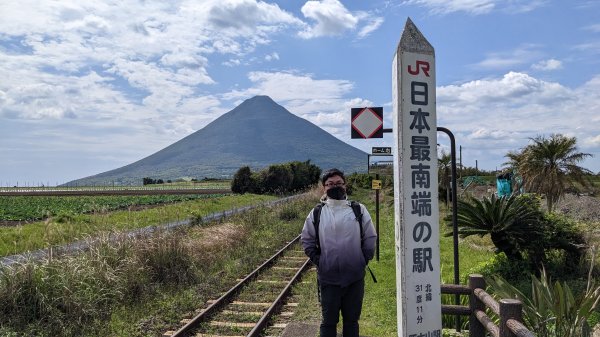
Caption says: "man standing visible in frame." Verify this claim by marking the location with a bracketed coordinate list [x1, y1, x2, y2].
[301, 168, 377, 337]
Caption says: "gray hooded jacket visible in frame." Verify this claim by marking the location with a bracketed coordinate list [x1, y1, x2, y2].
[301, 197, 377, 287]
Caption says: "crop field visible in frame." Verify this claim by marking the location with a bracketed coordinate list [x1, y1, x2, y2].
[0, 194, 228, 222]
[0, 180, 232, 196]
[0, 180, 231, 190]
[0, 193, 276, 257]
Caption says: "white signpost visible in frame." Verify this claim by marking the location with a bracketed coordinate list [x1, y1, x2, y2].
[392, 18, 441, 337]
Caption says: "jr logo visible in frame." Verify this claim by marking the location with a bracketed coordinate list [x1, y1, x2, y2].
[408, 60, 430, 77]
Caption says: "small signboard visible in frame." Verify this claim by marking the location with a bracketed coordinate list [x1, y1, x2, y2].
[372, 146, 392, 155]
[351, 107, 383, 139]
[372, 180, 382, 190]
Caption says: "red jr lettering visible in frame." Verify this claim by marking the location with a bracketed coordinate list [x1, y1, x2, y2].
[408, 61, 430, 77]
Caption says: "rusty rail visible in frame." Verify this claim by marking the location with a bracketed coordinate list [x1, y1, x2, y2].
[441, 274, 536, 337]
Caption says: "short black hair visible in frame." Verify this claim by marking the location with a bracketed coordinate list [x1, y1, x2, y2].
[321, 168, 345, 185]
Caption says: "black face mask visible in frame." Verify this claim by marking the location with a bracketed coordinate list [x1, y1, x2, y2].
[326, 186, 346, 200]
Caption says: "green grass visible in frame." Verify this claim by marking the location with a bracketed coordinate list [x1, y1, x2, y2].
[0, 193, 276, 257]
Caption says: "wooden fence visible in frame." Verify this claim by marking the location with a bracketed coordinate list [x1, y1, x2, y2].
[441, 274, 536, 337]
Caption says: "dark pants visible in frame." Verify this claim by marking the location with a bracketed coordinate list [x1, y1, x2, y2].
[319, 278, 365, 337]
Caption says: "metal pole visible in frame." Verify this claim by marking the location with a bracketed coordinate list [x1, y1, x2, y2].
[437, 126, 460, 331]
[459, 145, 462, 179]
[376, 173, 380, 261]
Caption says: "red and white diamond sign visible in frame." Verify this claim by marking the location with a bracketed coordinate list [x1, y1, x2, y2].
[351, 107, 383, 139]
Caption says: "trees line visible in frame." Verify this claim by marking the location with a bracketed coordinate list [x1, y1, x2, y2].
[231, 160, 321, 195]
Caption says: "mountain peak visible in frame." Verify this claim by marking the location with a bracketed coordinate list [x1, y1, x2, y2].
[230, 95, 288, 118]
[66, 96, 367, 185]
[239, 95, 278, 107]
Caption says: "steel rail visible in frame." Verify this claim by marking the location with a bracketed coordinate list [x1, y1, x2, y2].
[247, 257, 311, 336]
[171, 234, 303, 337]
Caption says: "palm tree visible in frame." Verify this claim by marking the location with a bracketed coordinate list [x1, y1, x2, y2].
[447, 194, 543, 262]
[506, 134, 593, 212]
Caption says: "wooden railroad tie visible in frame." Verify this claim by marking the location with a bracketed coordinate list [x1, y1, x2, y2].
[222, 310, 263, 315]
[256, 279, 288, 284]
[232, 301, 272, 307]
[210, 321, 256, 328]
[283, 256, 307, 260]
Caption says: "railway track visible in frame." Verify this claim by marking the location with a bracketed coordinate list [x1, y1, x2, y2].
[164, 234, 312, 337]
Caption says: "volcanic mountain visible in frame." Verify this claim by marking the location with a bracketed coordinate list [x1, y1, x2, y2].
[67, 95, 368, 186]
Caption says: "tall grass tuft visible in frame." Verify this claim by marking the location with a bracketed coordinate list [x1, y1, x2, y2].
[278, 202, 302, 221]
[134, 229, 197, 285]
[0, 255, 123, 336]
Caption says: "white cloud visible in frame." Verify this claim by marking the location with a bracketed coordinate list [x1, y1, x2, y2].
[574, 41, 600, 54]
[224, 71, 354, 102]
[223, 58, 242, 67]
[467, 128, 512, 140]
[299, 0, 359, 38]
[199, 0, 302, 33]
[265, 52, 280, 61]
[436, 72, 600, 171]
[585, 134, 600, 146]
[297, 0, 383, 39]
[584, 23, 600, 33]
[404, 0, 545, 15]
[357, 17, 384, 39]
[439, 72, 571, 107]
[404, 0, 496, 15]
[531, 58, 563, 71]
[474, 45, 541, 70]
[0, 0, 306, 123]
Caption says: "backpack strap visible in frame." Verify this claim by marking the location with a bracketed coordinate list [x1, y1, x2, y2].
[350, 201, 364, 241]
[311, 202, 325, 253]
[350, 201, 378, 283]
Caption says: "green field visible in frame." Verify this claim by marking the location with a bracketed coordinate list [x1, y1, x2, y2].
[0, 180, 231, 191]
[0, 194, 229, 221]
[0, 193, 276, 257]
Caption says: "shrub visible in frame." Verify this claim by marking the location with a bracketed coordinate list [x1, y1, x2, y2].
[231, 161, 320, 195]
[231, 166, 255, 194]
[469, 253, 531, 284]
[260, 163, 294, 194]
[487, 269, 600, 337]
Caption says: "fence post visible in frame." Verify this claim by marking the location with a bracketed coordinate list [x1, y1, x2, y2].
[469, 274, 486, 337]
[499, 299, 522, 337]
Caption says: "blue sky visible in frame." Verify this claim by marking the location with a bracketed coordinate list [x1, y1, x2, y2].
[1, 0, 599, 186]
